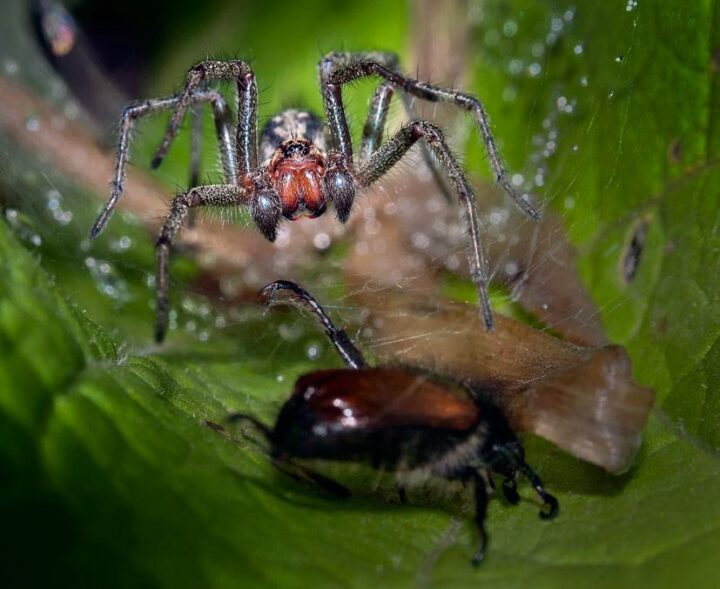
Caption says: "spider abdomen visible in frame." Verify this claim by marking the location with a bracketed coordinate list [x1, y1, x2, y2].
[260, 109, 327, 161]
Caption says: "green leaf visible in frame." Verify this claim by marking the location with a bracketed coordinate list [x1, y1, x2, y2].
[1, 0, 720, 588]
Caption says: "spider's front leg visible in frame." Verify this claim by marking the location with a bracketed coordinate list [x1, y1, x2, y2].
[355, 121, 495, 330]
[319, 52, 541, 221]
[151, 60, 258, 176]
[155, 184, 246, 342]
[89, 90, 237, 238]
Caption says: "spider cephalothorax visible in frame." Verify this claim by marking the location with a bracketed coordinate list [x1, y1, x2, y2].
[89, 53, 542, 342]
[261, 110, 328, 221]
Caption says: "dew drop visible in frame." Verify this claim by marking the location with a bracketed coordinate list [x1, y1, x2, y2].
[508, 59, 524, 75]
[411, 232, 430, 249]
[3, 58, 19, 75]
[503, 20, 518, 37]
[504, 261, 519, 276]
[528, 62, 542, 77]
[306, 343, 321, 361]
[313, 232, 331, 250]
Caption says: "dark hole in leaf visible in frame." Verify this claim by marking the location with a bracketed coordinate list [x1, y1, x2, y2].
[621, 218, 649, 284]
[668, 138, 683, 164]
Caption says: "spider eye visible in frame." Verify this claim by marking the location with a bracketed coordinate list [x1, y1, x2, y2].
[282, 141, 310, 158]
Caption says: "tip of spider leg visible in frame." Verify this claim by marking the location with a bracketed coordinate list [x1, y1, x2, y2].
[257, 283, 279, 306]
[258, 280, 306, 310]
[527, 206, 542, 222]
[479, 303, 494, 332]
[154, 326, 166, 344]
[150, 155, 164, 170]
[89, 214, 109, 240]
[88, 225, 102, 240]
[471, 548, 486, 567]
[515, 196, 542, 222]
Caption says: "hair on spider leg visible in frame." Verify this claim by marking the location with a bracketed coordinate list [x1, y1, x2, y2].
[89, 52, 544, 341]
[236, 279, 559, 564]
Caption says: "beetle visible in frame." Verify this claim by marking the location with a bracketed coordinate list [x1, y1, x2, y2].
[231, 280, 558, 564]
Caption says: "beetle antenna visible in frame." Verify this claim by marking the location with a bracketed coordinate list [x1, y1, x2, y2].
[228, 412, 351, 498]
[259, 280, 368, 369]
[520, 464, 559, 520]
[228, 412, 274, 443]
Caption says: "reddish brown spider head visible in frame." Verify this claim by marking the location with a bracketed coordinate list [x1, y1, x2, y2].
[268, 139, 327, 220]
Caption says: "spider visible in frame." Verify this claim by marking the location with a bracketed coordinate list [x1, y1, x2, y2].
[88, 52, 541, 342]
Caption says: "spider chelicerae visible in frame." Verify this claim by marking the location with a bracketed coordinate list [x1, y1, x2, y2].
[89, 52, 541, 342]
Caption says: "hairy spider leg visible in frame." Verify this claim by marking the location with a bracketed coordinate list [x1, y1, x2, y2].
[188, 105, 203, 189]
[346, 53, 455, 202]
[155, 184, 246, 342]
[151, 60, 258, 176]
[259, 280, 368, 369]
[319, 51, 541, 221]
[356, 121, 493, 330]
[360, 80, 394, 161]
[185, 105, 204, 229]
[318, 52, 543, 330]
[89, 89, 236, 238]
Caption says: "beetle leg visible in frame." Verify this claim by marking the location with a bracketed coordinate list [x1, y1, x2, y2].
[272, 458, 352, 499]
[471, 472, 489, 566]
[502, 476, 521, 505]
